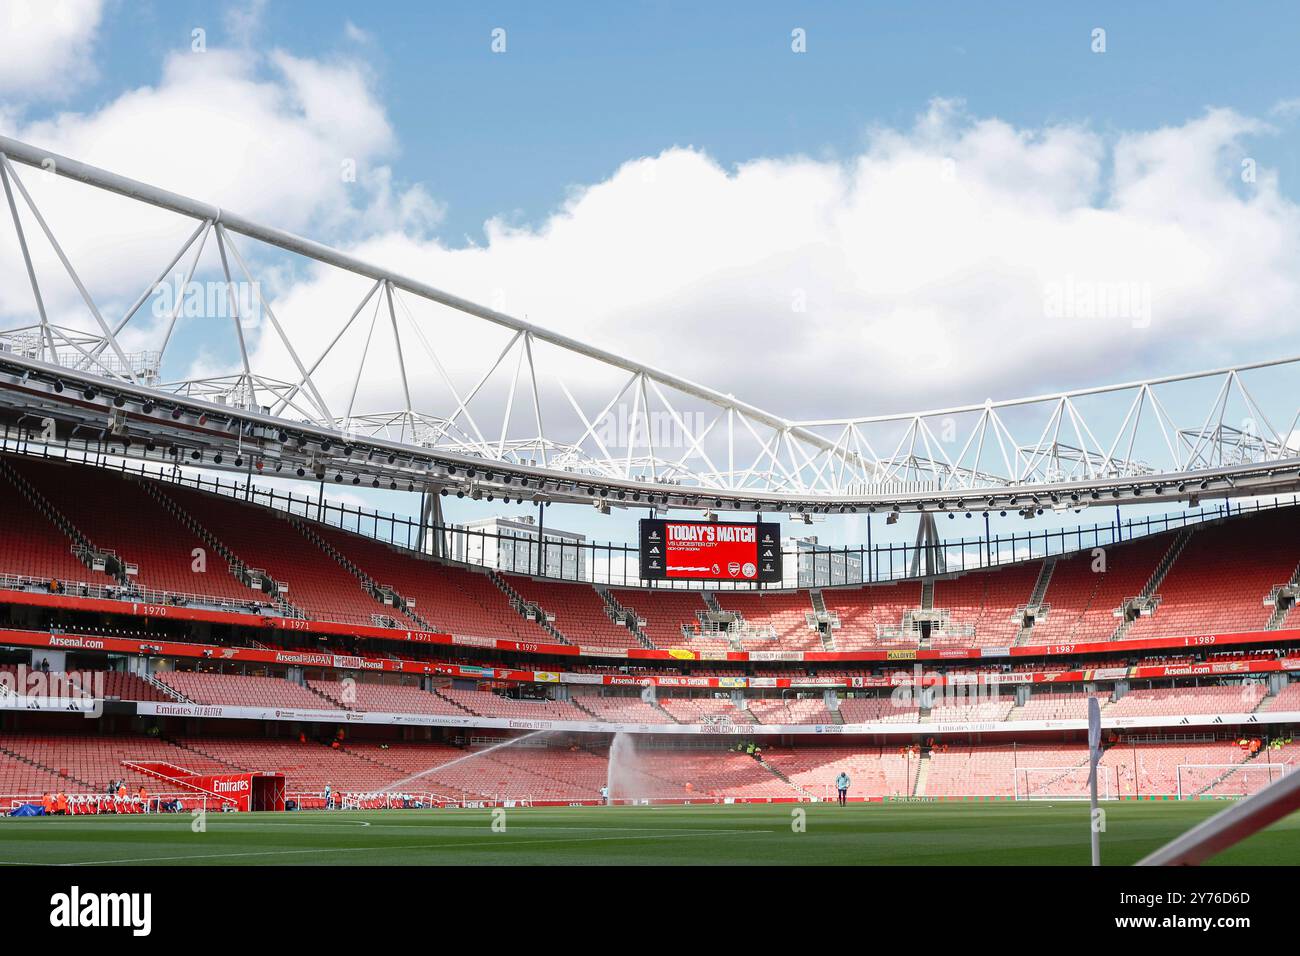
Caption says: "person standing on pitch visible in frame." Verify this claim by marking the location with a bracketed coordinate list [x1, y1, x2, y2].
[835, 771, 850, 807]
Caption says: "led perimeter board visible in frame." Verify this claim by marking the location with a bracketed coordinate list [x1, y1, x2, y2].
[639, 519, 782, 583]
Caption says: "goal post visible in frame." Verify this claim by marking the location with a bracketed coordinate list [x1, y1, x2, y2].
[1139, 763, 1300, 865]
[1174, 762, 1290, 800]
[1014, 765, 1115, 801]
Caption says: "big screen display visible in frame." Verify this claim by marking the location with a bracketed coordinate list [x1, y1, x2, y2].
[638, 519, 782, 583]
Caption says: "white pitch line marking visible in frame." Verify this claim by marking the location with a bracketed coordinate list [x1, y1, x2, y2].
[53, 828, 775, 866]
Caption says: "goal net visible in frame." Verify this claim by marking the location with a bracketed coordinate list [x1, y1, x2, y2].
[1014, 765, 1114, 801]
[1175, 763, 1291, 800]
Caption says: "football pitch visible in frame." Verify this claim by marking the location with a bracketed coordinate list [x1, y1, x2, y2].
[1, 802, 1297, 866]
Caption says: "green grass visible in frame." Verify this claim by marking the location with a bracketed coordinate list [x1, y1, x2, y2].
[1, 802, 1297, 866]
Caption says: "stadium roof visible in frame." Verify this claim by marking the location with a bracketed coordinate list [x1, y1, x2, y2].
[2, 134, 1299, 514]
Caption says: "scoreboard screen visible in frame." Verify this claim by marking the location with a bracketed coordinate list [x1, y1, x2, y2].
[639, 519, 782, 583]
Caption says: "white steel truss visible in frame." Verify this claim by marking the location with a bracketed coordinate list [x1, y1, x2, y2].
[1, 134, 1298, 511]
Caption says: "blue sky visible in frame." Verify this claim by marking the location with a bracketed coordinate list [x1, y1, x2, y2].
[77, 1, 1300, 242]
[3, 1, 1299, 550]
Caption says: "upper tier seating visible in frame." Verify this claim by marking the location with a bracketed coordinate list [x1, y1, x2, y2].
[8, 458, 257, 606]
[162, 487, 388, 626]
[502, 575, 643, 651]
[1124, 510, 1300, 639]
[5, 457, 1300, 658]
[709, 590, 821, 651]
[609, 589, 710, 651]
[1025, 535, 1172, 644]
[0, 461, 113, 586]
[820, 581, 924, 651]
[931, 562, 1042, 647]
[310, 523, 535, 642]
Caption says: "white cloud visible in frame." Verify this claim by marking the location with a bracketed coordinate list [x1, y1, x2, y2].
[0, 43, 437, 339]
[0, 0, 104, 99]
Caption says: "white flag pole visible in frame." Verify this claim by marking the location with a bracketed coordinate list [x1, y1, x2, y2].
[1088, 696, 1102, 867]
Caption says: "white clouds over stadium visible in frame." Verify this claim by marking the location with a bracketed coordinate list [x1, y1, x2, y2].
[0, 0, 104, 99]
[0, 18, 1297, 420]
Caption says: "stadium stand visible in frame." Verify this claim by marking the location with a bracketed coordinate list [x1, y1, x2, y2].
[502, 574, 643, 651]
[708, 590, 822, 651]
[159, 485, 390, 626]
[0, 462, 113, 586]
[820, 581, 923, 651]
[747, 697, 835, 724]
[928, 693, 1016, 722]
[609, 588, 706, 649]
[570, 692, 677, 723]
[1009, 690, 1113, 721]
[1104, 683, 1268, 718]
[1123, 511, 1300, 639]
[657, 697, 753, 724]
[435, 687, 591, 721]
[309, 523, 537, 641]
[763, 745, 918, 798]
[931, 562, 1042, 646]
[837, 696, 922, 724]
[154, 671, 331, 709]
[0, 665, 169, 701]
[1261, 682, 1300, 712]
[1025, 534, 1171, 644]
[307, 678, 468, 715]
[6, 457, 257, 606]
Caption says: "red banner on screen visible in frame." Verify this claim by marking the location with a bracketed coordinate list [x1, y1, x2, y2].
[639, 519, 781, 583]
